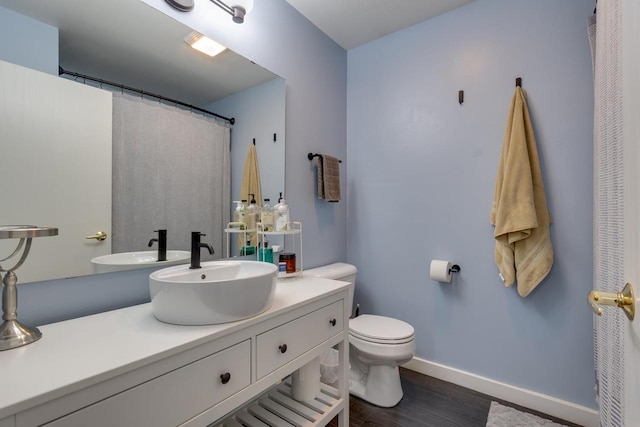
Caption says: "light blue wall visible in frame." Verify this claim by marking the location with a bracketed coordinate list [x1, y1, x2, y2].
[2, 0, 347, 327]
[207, 78, 286, 208]
[0, 6, 58, 75]
[347, 0, 594, 408]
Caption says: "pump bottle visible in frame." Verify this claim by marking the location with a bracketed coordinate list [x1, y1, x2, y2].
[261, 198, 274, 232]
[274, 192, 290, 232]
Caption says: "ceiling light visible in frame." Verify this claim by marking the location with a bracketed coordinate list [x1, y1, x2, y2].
[184, 32, 227, 58]
[209, 0, 254, 24]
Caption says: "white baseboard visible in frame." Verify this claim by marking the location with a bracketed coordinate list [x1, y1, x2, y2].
[403, 357, 599, 427]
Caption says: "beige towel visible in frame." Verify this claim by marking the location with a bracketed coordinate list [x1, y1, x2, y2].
[490, 87, 553, 297]
[239, 143, 261, 247]
[317, 154, 341, 202]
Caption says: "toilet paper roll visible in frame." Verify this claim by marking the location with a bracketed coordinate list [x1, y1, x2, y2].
[292, 357, 320, 401]
[430, 260, 452, 283]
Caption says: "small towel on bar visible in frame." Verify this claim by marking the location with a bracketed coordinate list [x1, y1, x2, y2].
[317, 154, 341, 202]
[490, 87, 553, 297]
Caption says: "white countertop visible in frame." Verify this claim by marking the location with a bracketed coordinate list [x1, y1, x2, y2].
[0, 276, 350, 419]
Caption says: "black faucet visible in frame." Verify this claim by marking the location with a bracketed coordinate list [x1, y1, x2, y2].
[190, 232, 214, 269]
[148, 229, 167, 262]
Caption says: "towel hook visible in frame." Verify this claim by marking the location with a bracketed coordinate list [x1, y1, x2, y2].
[515, 77, 522, 87]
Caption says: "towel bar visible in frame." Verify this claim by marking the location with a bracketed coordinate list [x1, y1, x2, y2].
[307, 153, 342, 163]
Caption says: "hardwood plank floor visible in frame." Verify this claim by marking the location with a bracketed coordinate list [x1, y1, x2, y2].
[329, 368, 583, 426]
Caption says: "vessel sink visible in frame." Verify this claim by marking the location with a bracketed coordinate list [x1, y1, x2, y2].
[149, 260, 278, 325]
[91, 250, 191, 273]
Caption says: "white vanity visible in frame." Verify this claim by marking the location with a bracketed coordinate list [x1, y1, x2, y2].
[0, 276, 350, 427]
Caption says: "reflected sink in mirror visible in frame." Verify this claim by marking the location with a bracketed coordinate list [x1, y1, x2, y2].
[149, 260, 277, 325]
[91, 250, 191, 273]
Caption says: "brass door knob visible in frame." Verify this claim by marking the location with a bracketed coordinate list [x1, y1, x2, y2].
[588, 282, 635, 320]
[85, 231, 107, 241]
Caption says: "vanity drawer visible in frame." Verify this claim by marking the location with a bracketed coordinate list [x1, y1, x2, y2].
[42, 340, 251, 427]
[256, 300, 344, 379]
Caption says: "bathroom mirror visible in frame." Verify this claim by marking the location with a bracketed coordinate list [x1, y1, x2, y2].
[0, 0, 285, 283]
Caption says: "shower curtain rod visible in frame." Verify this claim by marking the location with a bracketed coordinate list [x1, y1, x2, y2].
[58, 66, 235, 125]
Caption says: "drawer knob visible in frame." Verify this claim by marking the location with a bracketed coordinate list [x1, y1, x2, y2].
[330, 318, 337, 327]
[220, 372, 231, 384]
[279, 344, 288, 354]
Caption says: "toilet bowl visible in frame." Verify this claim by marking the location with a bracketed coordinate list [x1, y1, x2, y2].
[305, 263, 416, 408]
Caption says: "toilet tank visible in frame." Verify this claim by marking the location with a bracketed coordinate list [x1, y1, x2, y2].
[305, 263, 357, 317]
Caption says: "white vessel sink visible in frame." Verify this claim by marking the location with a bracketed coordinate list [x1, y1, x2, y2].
[149, 260, 278, 325]
[91, 250, 191, 273]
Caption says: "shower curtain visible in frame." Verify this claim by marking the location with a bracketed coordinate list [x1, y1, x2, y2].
[591, 1, 625, 425]
[112, 94, 230, 259]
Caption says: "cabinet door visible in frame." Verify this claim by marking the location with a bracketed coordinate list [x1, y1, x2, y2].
[43, 340, 250, 427]
[256, 301, 344, 379]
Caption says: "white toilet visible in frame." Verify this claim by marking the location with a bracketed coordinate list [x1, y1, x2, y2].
[305, 263, 415, 408]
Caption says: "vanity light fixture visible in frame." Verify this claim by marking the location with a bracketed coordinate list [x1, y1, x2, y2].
[209, 0, 254, 24]
[185, 31, 227, 58]
[165, 0, 253, 24]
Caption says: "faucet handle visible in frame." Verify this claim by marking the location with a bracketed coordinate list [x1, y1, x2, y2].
[191, 231, 205, 244]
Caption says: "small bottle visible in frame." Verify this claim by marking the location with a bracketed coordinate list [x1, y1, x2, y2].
[261, 198, 274, 232]
[246, 194, 259, 231]
[258, 240, 273, 263]
[279, 252, 296, 274]
[274, 192, 290, 232]
[233, 200, 247, 229]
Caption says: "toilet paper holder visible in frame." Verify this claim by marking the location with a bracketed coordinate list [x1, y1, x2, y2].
[449, 264, 461, 274]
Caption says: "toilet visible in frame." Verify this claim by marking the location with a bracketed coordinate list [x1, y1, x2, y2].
[305, 263, 415, 408]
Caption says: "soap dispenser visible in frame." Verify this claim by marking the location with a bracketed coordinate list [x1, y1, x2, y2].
[261, 198, 274, 232]
[234, 200, 247, 229]
[274, 192, 290, 232]
[246, 194, 259, 231]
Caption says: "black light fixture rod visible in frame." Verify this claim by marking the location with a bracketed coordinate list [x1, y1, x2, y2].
[58, 66, 235, 125]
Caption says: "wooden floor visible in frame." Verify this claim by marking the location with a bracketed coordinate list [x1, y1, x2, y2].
[328, 368, 582, 427]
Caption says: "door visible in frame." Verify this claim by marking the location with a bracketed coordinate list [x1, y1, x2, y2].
[622, 0, 640, 423]
[0, 60, 112, 283]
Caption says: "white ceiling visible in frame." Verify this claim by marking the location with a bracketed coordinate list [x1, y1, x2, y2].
[285, 0, 476, 50]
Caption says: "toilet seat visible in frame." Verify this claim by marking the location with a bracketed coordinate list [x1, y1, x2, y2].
[349, 314, 415, 345]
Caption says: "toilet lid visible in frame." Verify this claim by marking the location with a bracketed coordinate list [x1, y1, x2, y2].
[349, 314, 414, 342]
